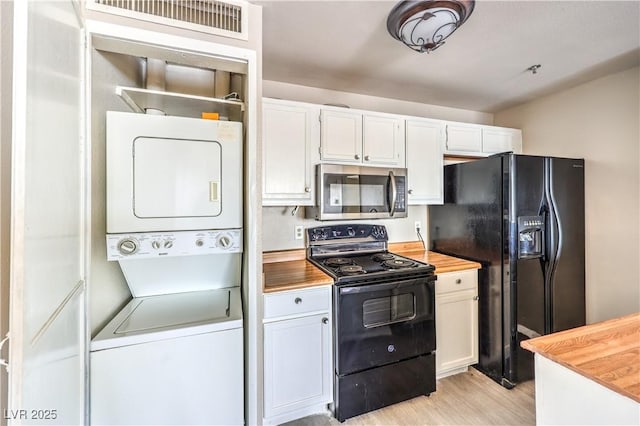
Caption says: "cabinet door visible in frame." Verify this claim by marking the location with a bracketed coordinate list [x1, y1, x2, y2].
[445, 123, 482, 153]
[320, 109, 362, 162]
[482, 127, 522, 154]
[435, 270, 479, 378]
[406, 119, 444, 205]
[262, 99, 319, 206]
[436, 287, 478, 377]
[363, 114, 405, 167]
[264, 313, 332, 418]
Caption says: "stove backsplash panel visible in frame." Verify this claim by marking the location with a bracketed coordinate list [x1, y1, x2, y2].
[262, 205, 428, 251]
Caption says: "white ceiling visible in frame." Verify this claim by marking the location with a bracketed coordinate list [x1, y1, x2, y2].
[256, 0, 640, 112]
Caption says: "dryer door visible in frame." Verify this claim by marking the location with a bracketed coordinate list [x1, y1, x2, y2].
[134, 137, 222, 218]
[106, 112, 243, 233]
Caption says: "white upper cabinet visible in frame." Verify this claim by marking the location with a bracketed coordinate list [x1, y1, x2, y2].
[320, 109, 363, 163]
[482, 126, 523, 154]
[445, 122, 483, 154]
[362, 114, 405, 166]
[320, 108, 405, 167]
[262, 98, 320, 206]
[405, 119, 444, 205]
[445, 122, 523, 156]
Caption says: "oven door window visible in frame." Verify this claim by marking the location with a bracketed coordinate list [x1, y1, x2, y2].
[362, 293, 415, 328]
[322, 173, 390, 214]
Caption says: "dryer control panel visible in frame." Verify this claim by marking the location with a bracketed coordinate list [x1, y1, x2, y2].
[106, 229, 242, 261]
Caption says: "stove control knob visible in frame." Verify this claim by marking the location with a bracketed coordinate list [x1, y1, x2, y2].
[151, 240, 161, 250]
[347, 227, 355, 237]
[217, 235, 232, 249]
[117, 238, 138, 256]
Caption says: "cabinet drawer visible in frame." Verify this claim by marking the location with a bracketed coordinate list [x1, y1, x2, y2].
[264, 286, 331, 320]
[436, 269, 478, 295]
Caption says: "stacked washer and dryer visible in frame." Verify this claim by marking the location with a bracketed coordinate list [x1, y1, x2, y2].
[91, 111, 245, 425]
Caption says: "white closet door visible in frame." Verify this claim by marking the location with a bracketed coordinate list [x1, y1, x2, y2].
[8, 1, 86, 424]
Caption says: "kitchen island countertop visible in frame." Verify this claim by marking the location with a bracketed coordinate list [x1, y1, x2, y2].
[263, 243, 481, 293]
[521, 311, 640, 403]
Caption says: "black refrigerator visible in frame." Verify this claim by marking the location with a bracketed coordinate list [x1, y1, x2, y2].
[429, 153, 585, 388]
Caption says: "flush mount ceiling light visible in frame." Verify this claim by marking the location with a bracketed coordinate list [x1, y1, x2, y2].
[387, 0, 475, 53]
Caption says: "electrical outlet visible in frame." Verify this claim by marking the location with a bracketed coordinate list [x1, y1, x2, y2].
[415, 221, 422, 233]
[294, 225, 304, 240]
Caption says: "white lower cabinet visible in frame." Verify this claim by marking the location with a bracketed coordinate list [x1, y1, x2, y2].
[263, 286, 333, 425]
[435, 269, 479, 379]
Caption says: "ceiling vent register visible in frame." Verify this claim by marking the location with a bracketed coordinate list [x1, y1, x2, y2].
[91, 0, 247, 40]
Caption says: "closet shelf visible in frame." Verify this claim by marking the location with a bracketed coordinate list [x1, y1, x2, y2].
[115, 86, 245, 118]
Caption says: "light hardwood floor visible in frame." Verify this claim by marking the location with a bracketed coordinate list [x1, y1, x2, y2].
[283, 369, 536, 426]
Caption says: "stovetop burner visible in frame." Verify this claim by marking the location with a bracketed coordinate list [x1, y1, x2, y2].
[338, 265, 366, 275]
[372, 253, 395, 262]
[324, 257, 354, 267]
[383, 259, 417, 269]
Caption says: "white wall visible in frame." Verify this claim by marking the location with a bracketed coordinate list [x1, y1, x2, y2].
[88, 50, 143, 336]
[261, 81, 492, 251]
[494, 66, 640, 323]
[263, 80, 493, 124]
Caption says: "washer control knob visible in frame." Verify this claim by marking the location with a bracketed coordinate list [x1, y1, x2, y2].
[164, 240, 173, 249]
[151, 240, 161, 250]
[217, 235, 232, 249]
[118, 238, 138, 255]
[195, 239, 204, 247]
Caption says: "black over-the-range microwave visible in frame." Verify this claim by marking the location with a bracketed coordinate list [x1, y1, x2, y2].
[305, 163, 408, 221]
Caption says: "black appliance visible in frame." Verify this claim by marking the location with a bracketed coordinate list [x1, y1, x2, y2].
[429, 153, 585, 388]
[306, 224, 437, 422]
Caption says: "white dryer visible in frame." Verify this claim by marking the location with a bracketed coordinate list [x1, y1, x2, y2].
[106, 111, 243, 233]
[90, 230, 244, 425]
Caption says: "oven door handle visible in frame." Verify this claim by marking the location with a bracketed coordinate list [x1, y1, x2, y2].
[388, 171, 397, 217]
[339, 277, 434, 294]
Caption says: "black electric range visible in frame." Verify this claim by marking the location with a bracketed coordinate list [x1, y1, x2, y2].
[306, 224, 437, 422]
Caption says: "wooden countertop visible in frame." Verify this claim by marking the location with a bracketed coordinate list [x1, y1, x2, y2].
[521, 312, 640, 403]
[263, 260, 334, 293]
[394, 249, 481, 274]
[263, 243, 481, 293]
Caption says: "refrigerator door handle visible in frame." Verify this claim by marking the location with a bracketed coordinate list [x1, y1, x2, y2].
[539, 207, 548, 262]
[544, 158, 562, 334]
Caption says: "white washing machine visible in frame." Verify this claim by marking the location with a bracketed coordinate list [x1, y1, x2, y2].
[90, 230, 244, 425]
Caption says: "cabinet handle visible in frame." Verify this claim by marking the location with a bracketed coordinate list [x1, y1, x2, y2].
[294, 297, 302, 304]
[408, 189, 413, 194]
[473, 296, 479, 301]
[364, 155, 370, 161]
[304, 187, 310, 193]
[322, 317, 329, 324]
[354, 154, 360, 160]
[455, 278, 462, 284]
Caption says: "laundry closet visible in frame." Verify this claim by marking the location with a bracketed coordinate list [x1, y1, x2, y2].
[84, 2, 261, 425]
